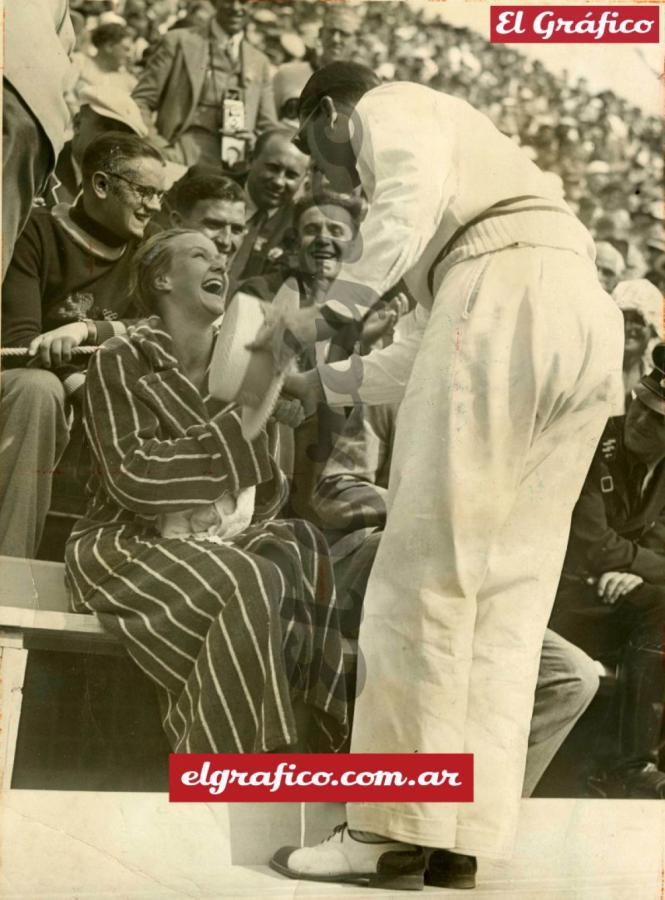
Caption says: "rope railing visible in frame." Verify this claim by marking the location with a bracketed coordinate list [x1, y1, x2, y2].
[0, 346, 99, 358]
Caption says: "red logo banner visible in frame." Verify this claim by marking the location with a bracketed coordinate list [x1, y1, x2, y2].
[490, 6, 660, 43]
[169, 753, 474, 802]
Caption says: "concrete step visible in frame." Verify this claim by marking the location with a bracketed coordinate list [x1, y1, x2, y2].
[1, 791, 662, 898]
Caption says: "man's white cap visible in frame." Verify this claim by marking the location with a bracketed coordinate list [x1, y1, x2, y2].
[280, 32, 306, 59]
[79, 85, 148, 138]
[587, 160, 611, 175]
[614, 279, 664, 338]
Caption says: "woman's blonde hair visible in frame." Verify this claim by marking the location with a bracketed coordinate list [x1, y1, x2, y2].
[130, 228, 203, 316]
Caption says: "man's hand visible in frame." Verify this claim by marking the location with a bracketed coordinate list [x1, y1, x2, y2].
[597, 571, 643, 605]
[248, 306, 319, 373]
[28, 322, 89, 368]
[283, 369, 325, 418]
[360, 292, 411, 353]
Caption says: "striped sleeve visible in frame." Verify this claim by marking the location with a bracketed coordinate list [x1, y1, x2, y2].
[84, 341, 273, 516]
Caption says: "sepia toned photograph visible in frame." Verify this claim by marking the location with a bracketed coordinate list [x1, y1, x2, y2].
[1, 0, 664, 896]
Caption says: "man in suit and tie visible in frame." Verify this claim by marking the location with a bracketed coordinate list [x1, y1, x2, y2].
[132, 0, 277, 168]
[230, 127, 308, 284]
[550, 344, 665, 799]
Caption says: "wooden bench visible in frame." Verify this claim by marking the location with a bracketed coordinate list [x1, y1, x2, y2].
[0, 556, 359, 791]
[0, 556, 125, 789]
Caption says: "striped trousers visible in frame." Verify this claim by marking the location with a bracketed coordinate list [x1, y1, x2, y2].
[66, 517, 349, 753]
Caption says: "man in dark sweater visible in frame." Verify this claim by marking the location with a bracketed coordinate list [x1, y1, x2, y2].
[550, 343, 665, 798]
[1, 131, 166, 557]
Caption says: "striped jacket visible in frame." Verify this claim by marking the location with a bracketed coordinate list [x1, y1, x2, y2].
[76, 315, 287, 536]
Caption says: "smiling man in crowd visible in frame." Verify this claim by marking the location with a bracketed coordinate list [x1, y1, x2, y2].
[550, 344, 665, 799]
[0, 132, 166, 558]
[168, 172, 247, 270]
[230, 127, 308, 282]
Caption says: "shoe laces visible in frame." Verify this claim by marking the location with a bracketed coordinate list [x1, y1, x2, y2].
[324, 822, 348, 843]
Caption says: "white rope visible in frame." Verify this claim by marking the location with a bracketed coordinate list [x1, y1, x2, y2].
[0, 346, 99, 358]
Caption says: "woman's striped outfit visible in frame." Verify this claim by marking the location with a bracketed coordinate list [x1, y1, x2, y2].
[65, 317, 349, 753]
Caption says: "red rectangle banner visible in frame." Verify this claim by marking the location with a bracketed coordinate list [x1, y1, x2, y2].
[169, 753, 474, 803]
[490, 6, 660, 43]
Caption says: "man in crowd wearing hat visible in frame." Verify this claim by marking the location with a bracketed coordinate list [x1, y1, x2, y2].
[229, 127, 308, 284]
[47, 84, 148, 207]
[3, 0, 74, 276]
[595, 240, 626, 295]
[132, 0, 276, 168]
[258, 62, 623, 889]
[0, 132, 166, 559]
[549, 344, 665, 799]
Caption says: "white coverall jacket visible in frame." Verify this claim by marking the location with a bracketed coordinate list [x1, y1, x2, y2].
[316, 82, 624, 859]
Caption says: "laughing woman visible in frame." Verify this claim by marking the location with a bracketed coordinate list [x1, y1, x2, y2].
[65, 228, 349, 753]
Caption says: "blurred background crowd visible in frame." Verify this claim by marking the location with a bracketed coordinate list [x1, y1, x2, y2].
[63, 0, 663, 284]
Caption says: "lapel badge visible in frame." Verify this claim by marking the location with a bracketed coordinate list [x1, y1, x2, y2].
[600, 475, 614, 494]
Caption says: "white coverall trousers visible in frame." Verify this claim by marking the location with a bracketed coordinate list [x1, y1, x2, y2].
[346, 245, 624, 859]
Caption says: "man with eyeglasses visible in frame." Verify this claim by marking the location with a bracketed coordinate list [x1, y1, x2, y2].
[0, 132, 166, 559]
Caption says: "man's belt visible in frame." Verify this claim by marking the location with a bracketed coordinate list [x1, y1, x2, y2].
[427, 194, 577, 294]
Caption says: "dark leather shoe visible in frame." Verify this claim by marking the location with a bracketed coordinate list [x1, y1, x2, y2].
[425, 849, 477, 889]
[616, 763, 665, 798]
[588, 763, 665, 799]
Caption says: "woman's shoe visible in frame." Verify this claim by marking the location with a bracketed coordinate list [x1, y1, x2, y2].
[425, 849, 477, 889]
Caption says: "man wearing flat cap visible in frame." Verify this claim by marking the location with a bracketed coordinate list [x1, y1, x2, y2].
[550, 343, 665, 798]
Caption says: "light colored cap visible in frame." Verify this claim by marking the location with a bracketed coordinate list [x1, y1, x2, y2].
[273, 62, 312, 111]
[210, 288, 298, 440]
[280, 32, 306, 59]
[587, 160, 611, 175]
[596, 241, 626, 276]
[614, 279, 663, 337]
[253, 9, 278, 25]
[78, 84, 148, 137]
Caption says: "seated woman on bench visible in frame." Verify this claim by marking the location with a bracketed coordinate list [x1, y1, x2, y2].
[64, 228, 349, 754]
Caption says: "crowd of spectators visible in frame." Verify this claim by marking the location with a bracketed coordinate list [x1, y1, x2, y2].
[2, 0, 664, 793]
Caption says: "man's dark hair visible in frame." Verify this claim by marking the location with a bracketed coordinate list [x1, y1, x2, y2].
[81, 132, 164, 181]
[91, 23, 130, 48]
[171, 174, 245, 217]
[298, 62, 380, 119]
[293, 190, 366, 231]
[252, 126, 298, 161]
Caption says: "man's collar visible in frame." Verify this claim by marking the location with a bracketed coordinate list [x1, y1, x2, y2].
[244, 186, 279, 223]
[52, 201, 128, 261]
[210, 17, 244, 53]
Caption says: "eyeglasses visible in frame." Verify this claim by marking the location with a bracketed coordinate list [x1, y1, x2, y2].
[105, 171, 165, 205]
[292, 100, 321, 156]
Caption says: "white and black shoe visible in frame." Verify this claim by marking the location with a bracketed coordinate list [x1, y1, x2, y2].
[269, 823, 426, 890]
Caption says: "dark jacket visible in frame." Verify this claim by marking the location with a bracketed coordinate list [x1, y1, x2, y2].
[561, 417, 665, 586]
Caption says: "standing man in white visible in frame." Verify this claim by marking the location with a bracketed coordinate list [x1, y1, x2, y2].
[261, 63, 624, 890]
